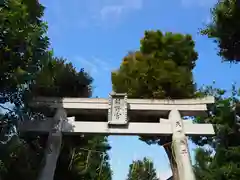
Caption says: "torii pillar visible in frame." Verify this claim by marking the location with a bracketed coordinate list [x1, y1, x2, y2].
[170, 109, 196, 180]
[38, 108, 67, 180]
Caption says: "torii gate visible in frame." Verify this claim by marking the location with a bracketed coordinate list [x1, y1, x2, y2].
[20, 93, 215, 180]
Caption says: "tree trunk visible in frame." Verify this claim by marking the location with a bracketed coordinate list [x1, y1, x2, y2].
[163, 143, 180, 180]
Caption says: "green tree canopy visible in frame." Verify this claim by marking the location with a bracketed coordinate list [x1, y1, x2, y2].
[0, 0, 50, 150]
[126, 157, 158, 180]
[201, 0, 240, 62]
[112, 30, 197, 99]
[0, 0, 50, 139]
[30, 56, 93, 98]
[0, 0, 49, 100]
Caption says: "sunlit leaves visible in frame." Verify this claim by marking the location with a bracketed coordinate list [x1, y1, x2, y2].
[112, 30, 197, 99]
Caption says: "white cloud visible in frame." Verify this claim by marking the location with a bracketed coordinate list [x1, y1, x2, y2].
[40, 0, 143, 30]
[74, 56, 114, 75]
[100, 5, 124, 20]
[75, 57, 98, 74]
[94, 0, 143, 22]
[181, 0, 217, 8]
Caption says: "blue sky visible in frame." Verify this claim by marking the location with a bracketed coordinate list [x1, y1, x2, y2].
[40, 0, 240, 179]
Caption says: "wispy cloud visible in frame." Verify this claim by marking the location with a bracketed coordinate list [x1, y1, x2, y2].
[100, 5, 124, 20]
[41, 0, 144, 30]
[181, 0, 216, 8]
[73, 56, 114, 75]
[94, 0, 143, 23]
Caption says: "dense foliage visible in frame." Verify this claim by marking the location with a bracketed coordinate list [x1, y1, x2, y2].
[112, 30, 197, 99]
[192, 85, 240, 180]
[54, 136, 112, 180]
[201, 0, 240, 62]
[126, 157, 158, 180]
[30, 57, 93, 98]
[0, 134, 47, 180]
[0, 0, 49, 102]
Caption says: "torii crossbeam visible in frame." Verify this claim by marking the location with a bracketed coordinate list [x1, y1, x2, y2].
[20, 93, 215, 180]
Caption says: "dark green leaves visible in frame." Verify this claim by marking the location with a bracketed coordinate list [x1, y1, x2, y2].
[193, 86, 240, 180]
[30, 57, 93, 98]
[0, 0, 49, 98]
[201, 0, 240, 62]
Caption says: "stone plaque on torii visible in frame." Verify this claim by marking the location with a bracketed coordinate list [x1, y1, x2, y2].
[20, 92, 215, 180]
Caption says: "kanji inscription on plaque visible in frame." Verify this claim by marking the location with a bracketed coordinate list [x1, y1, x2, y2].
[108, 93, 128, 125]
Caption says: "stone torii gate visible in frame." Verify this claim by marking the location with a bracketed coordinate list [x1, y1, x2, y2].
[20, 93, 215, 180]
